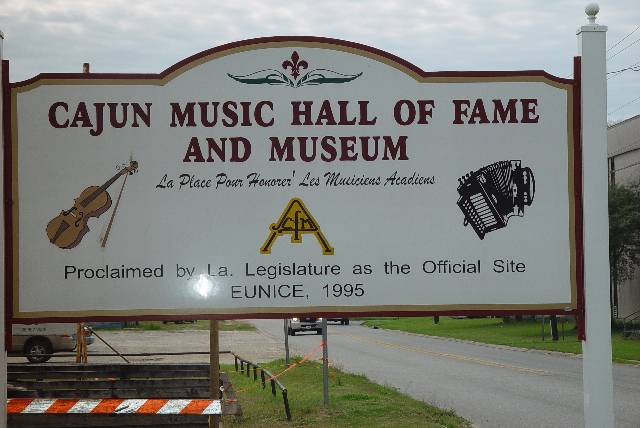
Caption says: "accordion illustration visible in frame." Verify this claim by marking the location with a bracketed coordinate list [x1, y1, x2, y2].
[456, 160, 535, 239]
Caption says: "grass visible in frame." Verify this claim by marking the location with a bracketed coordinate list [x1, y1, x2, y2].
[221, 358, 470, 427]
[95, 320, 255, 332]
[361, 317, 640, 364]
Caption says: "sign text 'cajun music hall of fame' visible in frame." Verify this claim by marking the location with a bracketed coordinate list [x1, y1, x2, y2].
[5, 37, 581, 321]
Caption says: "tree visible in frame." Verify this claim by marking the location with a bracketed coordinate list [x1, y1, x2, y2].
[608, 182, 640, 320]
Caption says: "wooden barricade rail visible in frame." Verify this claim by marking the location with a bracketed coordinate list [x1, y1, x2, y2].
[7, 363, 241, 427]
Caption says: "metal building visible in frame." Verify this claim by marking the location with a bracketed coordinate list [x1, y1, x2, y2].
[607, 114, 640, 320]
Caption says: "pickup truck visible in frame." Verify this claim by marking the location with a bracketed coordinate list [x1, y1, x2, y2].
[11, 323, 93, 363]
[287, 317, 323, 335]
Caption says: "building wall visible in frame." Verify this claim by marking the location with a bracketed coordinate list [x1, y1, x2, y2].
[608, 114, 640, 319]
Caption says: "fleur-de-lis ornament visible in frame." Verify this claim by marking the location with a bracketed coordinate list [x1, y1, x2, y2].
[228, 50, 362, 87]
[282, 51, 308, 79]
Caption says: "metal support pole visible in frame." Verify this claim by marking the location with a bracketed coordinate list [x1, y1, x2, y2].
[284, 319, 290, 364]
[577, 4, 615, 427]
[282, 389, 292, 421]
[0, 27, 7, 428]
[322, 318, 329, 407]
[209, 320, 220, 428]
[550, 315, 559, 341]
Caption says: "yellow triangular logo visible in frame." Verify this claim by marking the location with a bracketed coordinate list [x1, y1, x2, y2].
[260, 198, 333, 255]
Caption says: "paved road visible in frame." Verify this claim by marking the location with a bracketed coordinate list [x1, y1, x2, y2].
[250, 319, 640, 428]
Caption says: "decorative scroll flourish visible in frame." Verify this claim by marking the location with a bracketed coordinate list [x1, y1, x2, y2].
[228, 50, 362, 88]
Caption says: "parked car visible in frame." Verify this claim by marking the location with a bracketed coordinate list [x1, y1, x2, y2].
[328, 318, 350, 325]
[11, 323, 93, 363]
[288, 317, 323, 335]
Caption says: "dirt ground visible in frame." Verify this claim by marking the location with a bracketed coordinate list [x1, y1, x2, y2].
[8, 327, 286, 365]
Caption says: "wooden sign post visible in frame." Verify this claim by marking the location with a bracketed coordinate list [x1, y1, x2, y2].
[209, 320, 220, 428]
[74, 322, 88, 364]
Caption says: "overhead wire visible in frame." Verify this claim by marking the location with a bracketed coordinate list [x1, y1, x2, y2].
[606, 27, 640, 116]
[607, 25, 640, 53]
[607, 60, 640, 79]
[607, 48, 640, 116]
[607, 36, 640, 61]
[536, 25, 640, 112]
[608, 95, 640, 116]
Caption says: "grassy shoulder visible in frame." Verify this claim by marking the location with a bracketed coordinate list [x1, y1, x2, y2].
[221, 358, 470, 428]
[95, 320, 255, 332]
[361, 317, 640, 364]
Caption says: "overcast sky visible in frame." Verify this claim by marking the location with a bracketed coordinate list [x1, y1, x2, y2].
[2, 0, 639, 122]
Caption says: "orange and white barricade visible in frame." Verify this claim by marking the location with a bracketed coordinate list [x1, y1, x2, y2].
[7, 398, 222, 415]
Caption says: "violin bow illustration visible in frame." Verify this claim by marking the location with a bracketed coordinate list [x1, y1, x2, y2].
[100, 163, 132, 248]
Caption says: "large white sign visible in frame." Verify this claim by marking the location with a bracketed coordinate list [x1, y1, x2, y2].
[6, 38, 580, 320]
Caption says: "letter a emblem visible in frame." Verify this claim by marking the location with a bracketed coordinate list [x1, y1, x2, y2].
[260, 198, 334, 255]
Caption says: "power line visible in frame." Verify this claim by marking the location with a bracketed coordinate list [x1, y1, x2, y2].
[608, 95, 640, 116]
[607, 25, 640, 52]
[563, 28, 640, 89]
[607, 36, 640, 61]
[607, 61, 640, 79]
[567, 63, 639, 79]
[608, 67, 640, 75]
[569, 27, 640, 117]
[566, 54, 640, 80]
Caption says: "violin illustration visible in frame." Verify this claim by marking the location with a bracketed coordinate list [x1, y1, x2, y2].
[46, 160, 139, 249]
